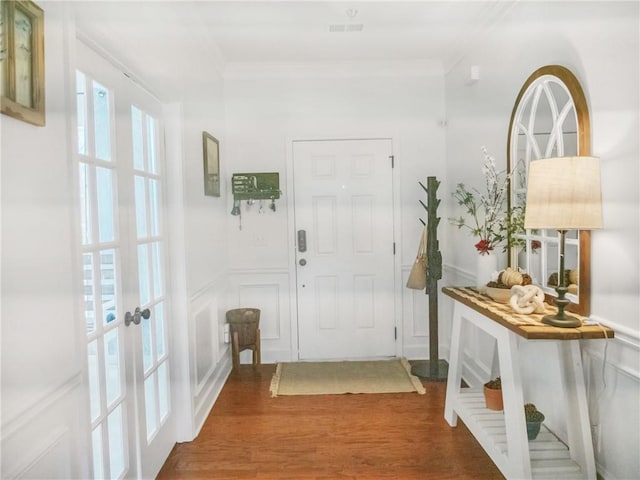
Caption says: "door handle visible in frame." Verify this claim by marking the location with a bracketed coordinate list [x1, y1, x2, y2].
[124, 307, 151, 327]
[297, 230, 307, 252]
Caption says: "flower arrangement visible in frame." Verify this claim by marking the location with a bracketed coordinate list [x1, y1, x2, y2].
[450, 147, 514, 255]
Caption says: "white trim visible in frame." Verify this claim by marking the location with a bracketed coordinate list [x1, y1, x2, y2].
[224, 60, 444, 80]
[1, 373, 82, 441]
[5, 426, 71, 480]
[75, 30, 162, 102]
[164, 101, 194, 443]
[587, 314, 640, 349]
[193, 355, 232, 439]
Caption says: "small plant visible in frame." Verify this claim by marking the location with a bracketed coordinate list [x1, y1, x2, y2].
[524, 403, 545, 422]
[484, 377, 502, 389]
[449, 147, 517, 255]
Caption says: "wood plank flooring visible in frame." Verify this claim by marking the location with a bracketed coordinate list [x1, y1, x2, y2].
[157, 364, 505, 480]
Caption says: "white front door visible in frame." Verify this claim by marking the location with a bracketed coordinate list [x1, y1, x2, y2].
[293, 139, 396, 360]
[76, 41, 174, 479]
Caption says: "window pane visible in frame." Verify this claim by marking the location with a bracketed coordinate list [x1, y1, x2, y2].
[83, 252, 96, 334]
[87, 340, 101, 421]
[131, 106, 144, 171]
[158, 361, 170, 421]
[142, 313, 153, 373]
[79, 163, 92, 245]
[100, 249, 118, 325]
[152, 241, 163, 300]
[96, 167, 115, 243]
[93, 80, 111, 161]
[144, 374, 158, 440]
[135, 175, 148, 239]
[91, 425, 104, 480]
[76, 71, 88, 155]
[155, 302, 166, 360]
[107, 404, 126, 479]
[149, 179, 160, 237]
[103, 328, 121, 407]
[147, 115, 158, 174]
[138, 244, 150, 306]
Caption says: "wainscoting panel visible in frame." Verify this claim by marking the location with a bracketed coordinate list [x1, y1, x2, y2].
[1, 374, 86, 479]
[189, 278, 232, 435]
[229, 269, 292, 363]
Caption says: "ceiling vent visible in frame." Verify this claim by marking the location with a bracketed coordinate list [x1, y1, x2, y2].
[329, 8, 363, 33]
[329, 23, 364, 33]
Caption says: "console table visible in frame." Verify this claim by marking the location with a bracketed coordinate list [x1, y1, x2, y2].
[443, 287, 613, 480]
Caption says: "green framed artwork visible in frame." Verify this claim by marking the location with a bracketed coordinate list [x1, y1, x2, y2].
[1, 0, 45, 126]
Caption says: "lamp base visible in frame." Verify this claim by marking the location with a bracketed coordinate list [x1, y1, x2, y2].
[541, 314, 581, 328]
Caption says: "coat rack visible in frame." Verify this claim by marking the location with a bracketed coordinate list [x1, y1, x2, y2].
[411, 176, 449, 381]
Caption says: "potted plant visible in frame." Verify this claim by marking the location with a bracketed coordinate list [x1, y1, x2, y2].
[524, 403, 545, 440]
[483, 377, 503, 411]
[449, 147, 519, 288]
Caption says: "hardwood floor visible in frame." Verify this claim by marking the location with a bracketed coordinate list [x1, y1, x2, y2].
[157, 364, 505, 480]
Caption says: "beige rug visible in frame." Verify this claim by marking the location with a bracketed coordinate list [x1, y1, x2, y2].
[269, 358, 426, 397]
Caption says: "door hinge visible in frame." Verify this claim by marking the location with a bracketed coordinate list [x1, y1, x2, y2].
[390, 155, 395, 168]
[393, 242, 396, 255]
[394, 327, 397, 340]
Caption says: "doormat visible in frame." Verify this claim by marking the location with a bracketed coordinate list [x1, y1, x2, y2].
[269, 358, 426, 397]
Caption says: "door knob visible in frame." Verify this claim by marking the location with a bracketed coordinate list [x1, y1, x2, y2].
[299, 258, 307, 266]
[125, 307, 151, 327]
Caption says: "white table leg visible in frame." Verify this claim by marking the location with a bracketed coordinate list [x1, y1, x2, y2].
[497, 329, 532, 480]
[444, 302, 463, 427]
[558, 340, 597, 479]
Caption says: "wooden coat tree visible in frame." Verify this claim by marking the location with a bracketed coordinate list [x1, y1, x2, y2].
[411, 176, 448, 380]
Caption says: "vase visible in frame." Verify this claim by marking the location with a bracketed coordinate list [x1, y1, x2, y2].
[526, 420, 543, 440]
[476, 251, 498, 290]
[483, 386, 503, 411]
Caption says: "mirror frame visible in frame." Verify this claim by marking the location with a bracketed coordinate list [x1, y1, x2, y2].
[507, 65, 592, 316]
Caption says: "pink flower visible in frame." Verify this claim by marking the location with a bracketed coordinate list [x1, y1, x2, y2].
[475, 239, 494, 255]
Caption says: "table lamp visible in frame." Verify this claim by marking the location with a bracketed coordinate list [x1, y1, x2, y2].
[524, 156, 603, 327]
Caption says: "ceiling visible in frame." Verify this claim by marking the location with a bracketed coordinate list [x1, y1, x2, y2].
[72, 1, 518, 100]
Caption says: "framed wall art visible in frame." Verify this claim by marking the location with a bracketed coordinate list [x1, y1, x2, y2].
[203, 131, 220, 197]
[1, 0, 45, 126]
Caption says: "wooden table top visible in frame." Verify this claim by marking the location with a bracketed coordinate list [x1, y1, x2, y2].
[442, 286, 614, 340]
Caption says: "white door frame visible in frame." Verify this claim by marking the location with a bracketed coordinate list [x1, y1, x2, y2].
[285, 134, 403, 361]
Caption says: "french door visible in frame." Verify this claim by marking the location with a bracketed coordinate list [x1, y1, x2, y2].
[75, 41, 174, 479]
[293, 139, 396, 360]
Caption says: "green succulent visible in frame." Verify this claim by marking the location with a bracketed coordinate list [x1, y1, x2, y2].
[524, 403, 545, 422]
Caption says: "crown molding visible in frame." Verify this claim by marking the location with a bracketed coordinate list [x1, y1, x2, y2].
[223, 60, 444, 80]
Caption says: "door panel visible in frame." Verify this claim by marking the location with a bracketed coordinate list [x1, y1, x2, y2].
[293, 139, 396, 360]
[76, 41, 173, 480]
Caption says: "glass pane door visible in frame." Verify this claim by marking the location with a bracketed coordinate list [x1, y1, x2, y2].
[77, 69, 131, 480]
[130, 105, 171, 453]
[75, 40, 174, 480]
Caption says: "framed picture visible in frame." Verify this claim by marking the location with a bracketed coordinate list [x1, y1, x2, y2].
[203, 131, 220, 197]
[1, 0, 45, 126]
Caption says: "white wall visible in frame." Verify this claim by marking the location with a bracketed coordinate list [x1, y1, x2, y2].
[223, 63, 447, 362]
[443, 2, 639, 478]
[165, 87, 233, 439]
[1, 3, 90, 478]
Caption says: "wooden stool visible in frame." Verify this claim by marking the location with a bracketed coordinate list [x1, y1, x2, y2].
[226, 308, 261, 369]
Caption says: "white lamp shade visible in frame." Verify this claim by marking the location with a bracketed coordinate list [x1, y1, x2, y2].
[524, 156, 603, 230]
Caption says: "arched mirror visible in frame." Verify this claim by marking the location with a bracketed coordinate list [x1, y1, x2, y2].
[507, 65, 592, 316]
